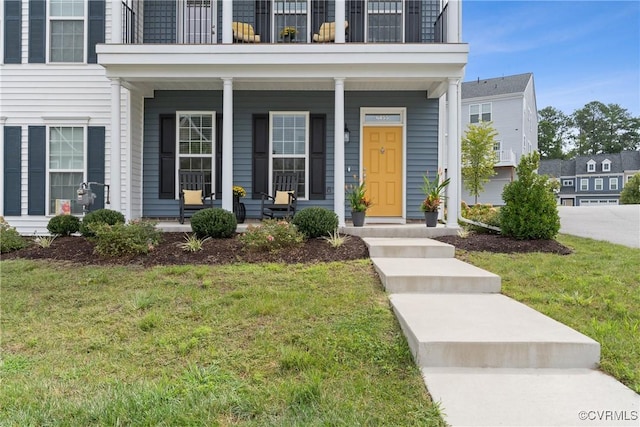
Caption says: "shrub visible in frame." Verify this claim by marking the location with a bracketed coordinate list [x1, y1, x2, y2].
[239, 219, 304, 252]
[80, 209, 125, 237]
[178, 233, 210, 252]
[292, 207, 339, 238]
[460, 202, 501, 233]
[47, 215, 81, 236]
[190, 208, 237, 238]
[92, 219, 161, 257]
[500, 152, 560, 240]
[0, 222, 27, 253]
[34, 235, 57, 248]
[620, 173, 640, 204]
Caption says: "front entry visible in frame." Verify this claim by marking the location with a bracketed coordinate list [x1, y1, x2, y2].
[363, 126, 403, 217]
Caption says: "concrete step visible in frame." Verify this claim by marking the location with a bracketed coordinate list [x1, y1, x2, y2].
[372, 258, 501, 294]
[422, 367, 640, 426]
[390, 293, 600, 369]
[364, 237, 455, 258]
[342, 224, 459, 238]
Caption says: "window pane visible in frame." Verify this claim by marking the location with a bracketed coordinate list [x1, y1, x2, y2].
[50, 20, 84, 63]
[50, 127, 83, 170]
[50, 0, 84, 17]
[178, 113, 213, 155]
[50, 172, 83, 215]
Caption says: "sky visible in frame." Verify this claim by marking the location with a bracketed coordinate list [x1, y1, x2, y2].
[462, 0, 640, 117]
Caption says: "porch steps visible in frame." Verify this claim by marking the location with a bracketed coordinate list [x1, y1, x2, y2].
[364, 237, 455, 258]
[341, 224, 458, 238]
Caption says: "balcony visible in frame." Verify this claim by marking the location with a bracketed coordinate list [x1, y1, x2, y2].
[495, 149, 516, 167]
[121, 0, 451, 45]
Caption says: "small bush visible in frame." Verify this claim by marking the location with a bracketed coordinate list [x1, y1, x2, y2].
[190, 208, 237, 238]
[0, 223, 27, 253]
[80, 209, 125, 237]
[460, 201, 501, 233]
[292, 207, 339, 239]
[178, 233, 210, 252]
[323, 229, 349, 248]
[239, 219, 304, 252]
[34, 235, 57, 248]
[92, 219, 162, 257]
[620, 173, 640, 204]
[47, 215, 81, 236]
[500, 152, 560, 240]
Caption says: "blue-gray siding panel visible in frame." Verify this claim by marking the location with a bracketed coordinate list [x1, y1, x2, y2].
[143, 90, 438, 219]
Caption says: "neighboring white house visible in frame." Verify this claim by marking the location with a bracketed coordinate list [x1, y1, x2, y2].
[460, 72, 538, 205]
[1, 0, 468, 233]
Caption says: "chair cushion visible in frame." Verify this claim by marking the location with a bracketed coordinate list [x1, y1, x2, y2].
[232, 22, 260, 42]
[183, 189, 203, 205]
[274, 191, 293, 205]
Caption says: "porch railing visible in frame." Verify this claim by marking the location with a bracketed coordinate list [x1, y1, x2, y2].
[121, 0, 451, 45]
[495, 149, 516, 165]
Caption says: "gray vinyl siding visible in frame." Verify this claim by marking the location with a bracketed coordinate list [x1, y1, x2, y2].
[143, 90, 438, 219]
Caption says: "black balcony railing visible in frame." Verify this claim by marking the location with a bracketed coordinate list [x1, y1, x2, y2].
[120, 0, 450, 45]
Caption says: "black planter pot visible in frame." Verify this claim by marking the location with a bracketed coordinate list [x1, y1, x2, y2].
[424, 211, 438, 227]
[351, 210, 366, 227]
[233, 196, 246, 224]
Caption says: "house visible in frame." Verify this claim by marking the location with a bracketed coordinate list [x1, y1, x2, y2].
[1, 0, 468, 233]
[460, 72, 538, 205]
[539, 151, 640, 206]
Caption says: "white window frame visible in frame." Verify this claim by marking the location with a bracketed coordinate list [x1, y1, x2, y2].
[602, 159, 611, 172]
[562, 179, 573, 187]
[587, 160, 596, 172]
[175, 111, 216, 199]
[594, 178, 603, 191]
[45, 125, 87, 216]
[48, 0, 87, 64]
[269, 111, 310, 200]
[609, 177, 618, 191]
[580, 178, 589, 191]
[470, 103, 491, 123]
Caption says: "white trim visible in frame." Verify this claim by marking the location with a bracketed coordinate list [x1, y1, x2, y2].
[42, 116, 91, 125]
[594, 178, 603, 191]
[602, 159, 611, 172]
[609, 177, 618, 191]
[587, 159, 596, 172]
[268, 111, 310, 200]
[359, 107, 407, 220]
[580, 178, 589, 191]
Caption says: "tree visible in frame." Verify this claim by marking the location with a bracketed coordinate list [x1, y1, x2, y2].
[538, 107, 570, 159]
[570, 101, 640, 155]
[620, 173, 640, 204]
[461, 121, 498, 204]
[500, 152, 560, 240]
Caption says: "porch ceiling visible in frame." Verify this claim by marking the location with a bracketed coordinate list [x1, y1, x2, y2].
[97, 43, 468, 97]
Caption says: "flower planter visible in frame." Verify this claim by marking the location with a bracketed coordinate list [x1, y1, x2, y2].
[424, 211, 438, 227]
[351, 211, 366, 227]
[233, 196, 246, 224]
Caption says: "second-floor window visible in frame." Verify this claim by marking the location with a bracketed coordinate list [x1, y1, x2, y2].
[275, 0, 307, 42]
[594, 178, 603, 191]
[49, 0, 85, 63]
[580, 179, 588, 191]
[368, 0, 403, 42]
[610, 178, 618, 191]
[470, 103, 491, 123]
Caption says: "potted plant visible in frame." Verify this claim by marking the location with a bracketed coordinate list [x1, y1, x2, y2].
[420, 169, 450, 227]
[346, 175, 373, 227]
[279, 26, 297, 42]
[233, 185, 246, 223]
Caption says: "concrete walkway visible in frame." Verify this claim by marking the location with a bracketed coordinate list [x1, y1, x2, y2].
[365, 237, 640, 427]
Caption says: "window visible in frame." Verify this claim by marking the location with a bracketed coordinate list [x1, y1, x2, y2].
[275, 0, 308, 42]
[49, 127, 85, 215]
[470, 103, 491, 123]
[562, 179, 574, 187]
[602, 159, 611, 172]
[177, 112, 215, 197]
[49, 0, 85, 63]
[270, 112, 308, 198]
[594, 178, 603, 191]
[367, 0, 402, 42]
[580, 179, 588, 191]
[587, 160, 596, 172]
[610, 178, 618, 191]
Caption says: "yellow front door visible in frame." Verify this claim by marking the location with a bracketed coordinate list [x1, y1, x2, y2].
[363, 126, 402, 217]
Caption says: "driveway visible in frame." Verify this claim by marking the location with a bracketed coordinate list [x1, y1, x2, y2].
[558, 205, 640, 248]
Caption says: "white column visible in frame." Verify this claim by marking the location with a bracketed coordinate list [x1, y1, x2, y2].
[447, 0, 461, 43]
[334, 78, 346, 226]
[446, 78, 459, 228]
[111, 0, 122, 44]
[222, 78, 234, 212]
[222, 0, 233, 44]
[110, 78, 122, 213]
[335, 0, 346, 44]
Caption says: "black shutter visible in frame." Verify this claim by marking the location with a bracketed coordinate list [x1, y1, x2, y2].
[28, 0, 45, 63]
[28, 126, 46, 215]
[4, 0, 22, 64]
[346, 0, 364, 42]
[309, 114, 326, 200]
[252, 114, 269, 199]
[4, 126, 22, 215]
[87, 127, 106, 210]
[255, 0, 271, 43]
[159, 114, 176, 199]
[215, 114, 223, 199]
[405, 0, 421, 43]
[311, 0, 328, 35]
[87, 0, 105, 64]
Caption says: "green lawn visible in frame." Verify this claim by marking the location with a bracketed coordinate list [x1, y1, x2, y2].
[461, 234, 640, 393]
[0, 260, 445, 426]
